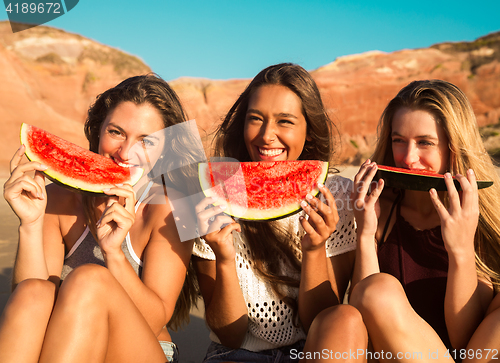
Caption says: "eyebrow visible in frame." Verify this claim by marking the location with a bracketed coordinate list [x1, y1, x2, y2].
[107, 123, 161, 140]
[246, 109, 299, 119]
[391, 131, 438, 140]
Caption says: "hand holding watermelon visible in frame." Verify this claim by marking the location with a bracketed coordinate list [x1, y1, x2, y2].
[299, 183, 340, 252]
[351, 160, 385, 240]
[195, 196, 241, 262]
[3, 145, 48, 226]
[96, 184, 136, 258]
[429, 170, 479, 257]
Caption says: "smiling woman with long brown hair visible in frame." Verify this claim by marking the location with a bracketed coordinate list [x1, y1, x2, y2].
[193, 63, 367, 362]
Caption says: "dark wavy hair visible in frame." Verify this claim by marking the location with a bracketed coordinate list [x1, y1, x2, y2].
[212, 63, 340, 326]
[83, 74, 200, 330]
[214, 63, 337, 163]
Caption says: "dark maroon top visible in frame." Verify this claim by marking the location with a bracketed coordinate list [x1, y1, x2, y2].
[378, 202, 452, 349]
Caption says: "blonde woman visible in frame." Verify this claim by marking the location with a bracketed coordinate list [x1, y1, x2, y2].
[350, 79, 500, 361]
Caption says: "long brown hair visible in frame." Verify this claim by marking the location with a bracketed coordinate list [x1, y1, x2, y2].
[372, 79, 500, 291]
[83, 74, 200, 329]
[213, 63, 339, 324]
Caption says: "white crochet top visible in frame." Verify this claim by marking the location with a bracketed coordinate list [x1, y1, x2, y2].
[193, 175, 356, 351]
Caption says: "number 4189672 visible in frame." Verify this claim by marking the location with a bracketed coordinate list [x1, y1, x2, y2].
[5, 2, 61, 14]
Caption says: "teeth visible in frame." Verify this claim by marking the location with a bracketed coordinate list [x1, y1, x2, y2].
[117, 161, 133, 168]
[112, 157, 134, 168]
[259, 148, 284, 156]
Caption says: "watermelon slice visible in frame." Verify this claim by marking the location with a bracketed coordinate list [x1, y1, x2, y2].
[20, 123, 143, 194]
[198, 160, 329, 221]
[375, 165, 493, 191]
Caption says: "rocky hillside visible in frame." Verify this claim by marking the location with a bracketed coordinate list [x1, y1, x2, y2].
[0, 21, 151, 174]
[1, 22, 499, 173]
[172, 32, 500, 164]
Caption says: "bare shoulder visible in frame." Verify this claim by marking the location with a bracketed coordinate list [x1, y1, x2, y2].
[45, 183, 82, 215]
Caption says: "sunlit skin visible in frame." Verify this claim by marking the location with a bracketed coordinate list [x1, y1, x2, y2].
[244, 84, 310, 162]
[98, 101, 165, 192]
[391, 107, 450, 174]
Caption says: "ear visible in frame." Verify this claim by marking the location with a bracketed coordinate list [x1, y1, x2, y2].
[306, 134, 312, 142]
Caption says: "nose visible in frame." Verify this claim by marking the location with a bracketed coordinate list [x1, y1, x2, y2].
[116, 140, 135, 162]
[260, 121, 276, 144]
[403, 143, 419, 168]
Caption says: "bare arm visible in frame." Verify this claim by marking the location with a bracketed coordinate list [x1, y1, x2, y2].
[4, 147, 65, 288]
[351, 161, 384, 289]
[100, 185, 194, 336]
[298, 183, 340, 331]
[430, 171, 494, 348]
[193, 197, 248, 348]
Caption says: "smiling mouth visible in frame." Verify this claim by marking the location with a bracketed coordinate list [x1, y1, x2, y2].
[258, 147, 284, 157]
[111, 156, 137, 168]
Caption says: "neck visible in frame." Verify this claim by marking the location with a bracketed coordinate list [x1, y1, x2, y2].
[401, 189, 442, 218]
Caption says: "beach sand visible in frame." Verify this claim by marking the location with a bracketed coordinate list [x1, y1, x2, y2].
[0, 166, 360, 362]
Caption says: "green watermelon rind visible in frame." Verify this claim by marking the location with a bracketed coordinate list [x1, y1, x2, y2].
[198, 161, 329, 221]
[20, 123, 144, 195]
[375, 165, 493, 191]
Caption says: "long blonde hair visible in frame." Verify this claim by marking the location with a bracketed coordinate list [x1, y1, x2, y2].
[372, 79, 500, 290]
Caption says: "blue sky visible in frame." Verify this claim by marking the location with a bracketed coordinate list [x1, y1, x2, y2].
[1, 0, 499, 81]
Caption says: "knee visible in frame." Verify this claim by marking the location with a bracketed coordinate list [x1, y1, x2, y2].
[350, 273, 405, 320]
[309, 305, 366, 338]
[6, 279, 56, 315]
[58, 264, 114, 305]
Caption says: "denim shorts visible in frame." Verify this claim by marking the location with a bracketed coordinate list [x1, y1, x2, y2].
[202, 339, 306, 363]
[159, 341, 179, 363]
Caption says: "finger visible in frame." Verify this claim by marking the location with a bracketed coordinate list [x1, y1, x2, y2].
[429, 188, 449, 221]
[206, 214, 236, 234]
[365, 179, 385, 207]
[354, 163, 378, 199]
[301, 199, 327, 234]
[217, 222, 242, 240]
[310, 188, 340, 227]
[197, 204, 228, 226]
[444, 173, 460, 212]
[299, 214, 324, 240]
[103, 184, 136, 212]
[9, 145, 25, 173]
[8, 161, 48, 184]
[460, 169, 478, 210]
[98, 206, 134, 229]
[195, 196, 217, 214]
[5, 177, 43, 200]
[353, 160, 373, 186]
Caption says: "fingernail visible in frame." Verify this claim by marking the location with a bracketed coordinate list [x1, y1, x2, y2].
[430, 188, 436, 195]
[115, 183, 123, 187]
[219, 204, 227, 210]
[103, 188, 110, 192]
[301, 200, 308, 208]
[317, 182, 324, 189]
[444, 173, 451, 178]
[306, 193, 313, 200]
[40, 164, 48, 170]
[468, 169, 474, 175]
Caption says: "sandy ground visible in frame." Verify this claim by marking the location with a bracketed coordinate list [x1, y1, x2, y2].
[0, 166, 360, 362]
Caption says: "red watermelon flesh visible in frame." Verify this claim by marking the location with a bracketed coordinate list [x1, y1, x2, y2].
[21, 123, 143, 194]
[199, 160, 329, 221]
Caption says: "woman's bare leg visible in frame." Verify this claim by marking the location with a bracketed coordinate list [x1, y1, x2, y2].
[0, 279, 56, 363]
[301, 304, 368, 362]
[38, 264, 166, 363]
[350, 273, 453, 363]
[465, 293, 500, 363]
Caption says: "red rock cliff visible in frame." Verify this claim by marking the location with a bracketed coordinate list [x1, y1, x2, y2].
[1, 21, 499, 173]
